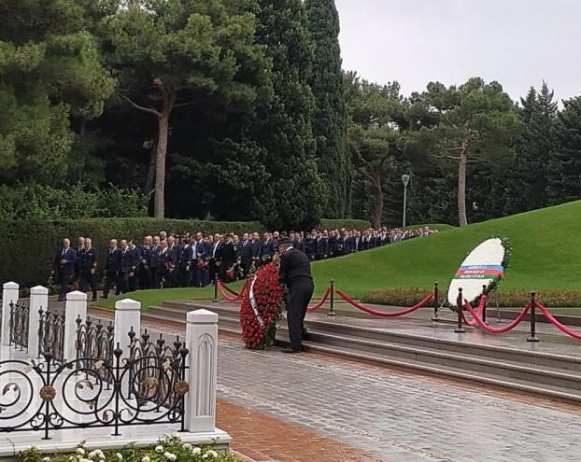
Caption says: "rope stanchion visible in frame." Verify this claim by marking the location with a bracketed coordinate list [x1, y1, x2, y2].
[335, 289, 433, 317]
[212, 274, 219, 302]
[464, 297, 531, 333]
[307, 287, 331, 312]
[534, 301, 581, 340]
[454, 288, 465, 333]
[481, 285, 488, 325]
[328, 279, 336, 317]
[527, 291, 539, 343]
[432, 282, 439, 320]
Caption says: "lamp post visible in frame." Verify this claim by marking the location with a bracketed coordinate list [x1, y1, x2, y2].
[401, 174, 410, 228]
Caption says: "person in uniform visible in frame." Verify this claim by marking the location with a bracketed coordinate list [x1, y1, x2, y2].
[79, 238, 98, 301]
[102, 239, 121, 298]
[278, 237, 314, 353]
[54, 238, 77, 301]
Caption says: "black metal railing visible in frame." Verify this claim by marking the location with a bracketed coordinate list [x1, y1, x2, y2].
[0, 344, 189, 439]
[9, 302, 29, 352]
[38, 308, 65, 361]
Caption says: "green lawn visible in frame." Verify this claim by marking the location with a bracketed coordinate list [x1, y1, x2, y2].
[93, 202, 581, 310]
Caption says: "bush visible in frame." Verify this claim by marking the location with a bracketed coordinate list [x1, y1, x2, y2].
[0, 218, 264, 288]
[0, 184, 147, 220]
[319, 218, 371, 230]
[360, 288, 581, 308]
[21, 435, 239, 462]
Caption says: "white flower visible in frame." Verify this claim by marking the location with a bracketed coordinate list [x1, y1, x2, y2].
[43, 458, 51, 462]
[155, 446, 165, 454]
[163, 453, 177, 462]
[142, 457, 151, 462]
[76, 449, 86, 456]
[203, 450, 218, 459]
[192, 448, 201, 455]
[80, 458, 91, 462]
[182, 444, 192, 450]
[116, 453, 123, 461]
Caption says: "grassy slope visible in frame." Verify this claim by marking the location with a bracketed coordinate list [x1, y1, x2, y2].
[94, 202, 581, 310]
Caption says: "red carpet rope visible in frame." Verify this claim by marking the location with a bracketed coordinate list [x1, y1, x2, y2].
[534, 301, 581, 340]
[307, 287, 331, 312]
[464, 296, 531, 333]
[335, 289, 433, 317]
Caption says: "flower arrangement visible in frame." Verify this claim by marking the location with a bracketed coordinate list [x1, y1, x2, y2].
[197, 258, 207, 269]
[20, 435, 239, 462]
[239, 262, 284, 350]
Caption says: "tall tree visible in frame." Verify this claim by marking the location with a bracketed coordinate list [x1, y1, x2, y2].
[417, 78, 521, 226]
[305, 0, 349, 218]
[105, 0, 269, 218]
[547, 95, 581, 204]
[502, 82, 558, 214]
[0, 0, 115, 185]
[254, 0, 324, 230]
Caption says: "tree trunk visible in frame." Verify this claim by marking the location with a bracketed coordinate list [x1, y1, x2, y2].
[144, 139, 157, 195]
[371, 171, 383, 228]
[457, 139, 469, 226]
[154, 113, 169, 218]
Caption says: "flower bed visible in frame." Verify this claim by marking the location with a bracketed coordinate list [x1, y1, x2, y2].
[360, 288, 581, 308]
[21, 436, 239, 462]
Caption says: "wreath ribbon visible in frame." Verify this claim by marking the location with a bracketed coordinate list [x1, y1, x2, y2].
[248, 275, 265, 327]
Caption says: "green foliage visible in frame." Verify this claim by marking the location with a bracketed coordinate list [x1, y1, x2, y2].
[253, 0, 325, 231]
[305, 0, 349, 218]
[319, 218, 371, 230]
[0, 217, 264, 288]
[547, 95, 581, 204]
[0, 184, 146, 220]
[20, 435, 240, 462]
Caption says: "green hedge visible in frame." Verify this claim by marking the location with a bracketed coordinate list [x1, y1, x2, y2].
[0, 218, 264, 288]
[319, 219, 371, 230]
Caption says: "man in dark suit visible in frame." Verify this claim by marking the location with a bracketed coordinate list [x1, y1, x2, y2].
[79, 238, 98, 302]
[74, 237, 85, 283]
[278, 238, 315, 354]
[219, 233, 236, 281]
[127, 240, 141, 292]
[118, 240, 137, 294]
[102, 239, 121, 298]
[54, 238, 77, 301]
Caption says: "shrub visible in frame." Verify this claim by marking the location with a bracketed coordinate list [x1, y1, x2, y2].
[20, 435, 239, 462]
[0, 218, 264, 288]
[360, 288, 581, 308]
[319, 218, 371, 230]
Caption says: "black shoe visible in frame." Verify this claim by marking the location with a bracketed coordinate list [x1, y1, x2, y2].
[281, 347, 303, 354]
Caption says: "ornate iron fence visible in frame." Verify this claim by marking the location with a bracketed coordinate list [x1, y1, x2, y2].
[9, 302, 29, 351]
[38, 308, 65, 361]
[0, 343, 189, 439]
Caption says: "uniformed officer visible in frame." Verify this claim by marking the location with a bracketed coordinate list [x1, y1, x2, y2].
[278, 237, 315, 353]
[79, 238, 98, 301]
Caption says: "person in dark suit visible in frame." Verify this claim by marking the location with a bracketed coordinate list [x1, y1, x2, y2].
[54, 238, 77, 301]
[127, 240, 141, 292]
[74, 237, 85, 283]
[118, 240, 136, 294]
[219, 233, 237, 281]
[79, 238, 98, 301]
[208, 234, 222, 283]
[278, 237, 314, 354]
[102, 239, 121, 298]
[138, 236, 153, 290]
[179, 239, 194, 287]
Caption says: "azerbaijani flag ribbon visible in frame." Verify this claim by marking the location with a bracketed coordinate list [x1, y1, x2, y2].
[454, 264, 505, 280]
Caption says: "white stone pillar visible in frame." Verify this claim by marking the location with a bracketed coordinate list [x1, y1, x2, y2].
[63, 291, 87, 362]
[2, 282, 19, 346]
[185, 309, 218, 433]
[28, 285, 49, 358]
[114, 299, 141, 397]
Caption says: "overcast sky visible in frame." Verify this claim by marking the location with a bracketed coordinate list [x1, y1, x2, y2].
[335, 0, 581, 103]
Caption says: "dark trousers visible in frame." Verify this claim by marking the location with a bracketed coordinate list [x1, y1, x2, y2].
[138, 266, 152, 290]
[181, 268, 192, 287]
[128, 273, 138, 292]
[58, 268, 72, 299]
[103, 271, 117, 297]
[286, 280, 315, 351]
[155, 270, 168, 289]
[118, 271, 130, 294]
[80, 271, 97, 300]
[150, 267, 159, 288]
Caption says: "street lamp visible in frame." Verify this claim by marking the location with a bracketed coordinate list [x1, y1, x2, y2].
[401, 174, 410, 228]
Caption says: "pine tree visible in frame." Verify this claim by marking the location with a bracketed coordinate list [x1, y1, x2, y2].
[547, 95, 581, 204]
[254, 0, 324, 230]
[503, 82, 558, 214]
[305, 0, 349, 218]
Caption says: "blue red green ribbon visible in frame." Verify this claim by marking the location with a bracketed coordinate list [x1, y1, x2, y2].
[454, 264, 504, 280]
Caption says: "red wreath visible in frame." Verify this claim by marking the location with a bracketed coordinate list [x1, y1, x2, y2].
[239, 262, 285, 350]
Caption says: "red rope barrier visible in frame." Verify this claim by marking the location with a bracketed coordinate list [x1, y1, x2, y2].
[459, 296, 486, 327]
[535, 301, 581, 340]
[307, 287, 331, 312]
[217, 280, 248, 302]
[335, 289, 433, 317]
[464, 297, 531, 333]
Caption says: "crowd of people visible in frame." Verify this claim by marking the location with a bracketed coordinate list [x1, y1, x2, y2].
[52, 226, 437, 301]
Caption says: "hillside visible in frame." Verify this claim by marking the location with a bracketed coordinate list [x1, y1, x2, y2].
[313, 201, 581, 297]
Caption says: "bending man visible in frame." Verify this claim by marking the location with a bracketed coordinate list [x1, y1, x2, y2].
[278, 237, 315, 353]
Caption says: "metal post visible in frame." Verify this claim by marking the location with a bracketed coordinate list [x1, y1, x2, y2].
[432, 282, 439, 320]
[454, 288, 465, 333]
[212, 274, 219, 303]
[527, 291, 539, 343]
[481, 285, 488, 325]
[327, 280, 336, 317]
[401, 174, 410, 228]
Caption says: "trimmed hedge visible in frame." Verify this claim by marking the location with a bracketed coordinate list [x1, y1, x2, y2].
[360, 288, 581, 308]
[0, 218, 264, 289]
